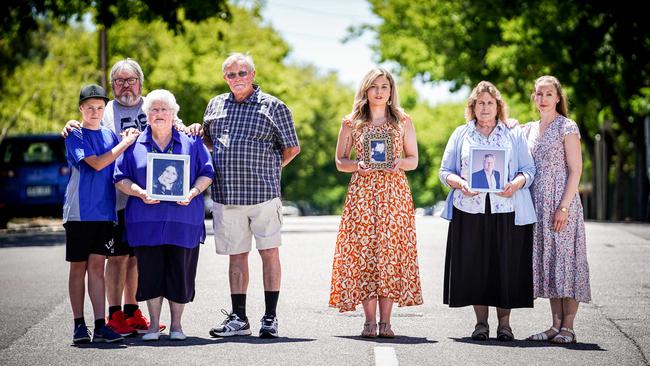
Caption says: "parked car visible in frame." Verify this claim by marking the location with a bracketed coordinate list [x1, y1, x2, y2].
[203, 184, 214, 217]
[0, 134, 68, 228]
[281, 200, 301, 216]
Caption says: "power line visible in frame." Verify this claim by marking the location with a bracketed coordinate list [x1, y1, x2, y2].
[265, 0, 380, 23]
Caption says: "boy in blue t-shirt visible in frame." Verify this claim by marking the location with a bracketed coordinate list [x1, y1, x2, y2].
[63, 84, 139, 344]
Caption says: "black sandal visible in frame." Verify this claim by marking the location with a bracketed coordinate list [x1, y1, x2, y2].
[471, 322, 489, 341]
[497, 326, 514, 341]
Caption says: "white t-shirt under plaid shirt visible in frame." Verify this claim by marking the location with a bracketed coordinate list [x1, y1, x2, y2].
[203, 86, 299, 205]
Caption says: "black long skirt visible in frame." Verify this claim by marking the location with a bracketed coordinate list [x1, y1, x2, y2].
[443, 195, 533, 309]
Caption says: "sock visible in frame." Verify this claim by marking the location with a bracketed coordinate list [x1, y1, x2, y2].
[108, 305, 121, 319]
[94, 318, 106, 330]
[74, 317, 85, 327]
[231, 294, 247, 320]
[124, 304, 139, 318]
[264, 291, 279, 317]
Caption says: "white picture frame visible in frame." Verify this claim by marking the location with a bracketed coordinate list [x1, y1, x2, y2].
[468, 146, 509, 192]
[146, 153, 190, 201]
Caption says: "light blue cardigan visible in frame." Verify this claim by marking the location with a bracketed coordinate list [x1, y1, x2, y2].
[438, 121, 537, 226]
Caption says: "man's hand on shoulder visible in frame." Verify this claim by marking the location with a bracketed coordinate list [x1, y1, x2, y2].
[185, 123, 203, 137]
[61, 120, 81, 138]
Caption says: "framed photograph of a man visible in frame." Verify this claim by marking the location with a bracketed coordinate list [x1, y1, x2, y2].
[146, 153, 190, 201]
[468, 146, 509, 192]
[362, 130, 394, 169]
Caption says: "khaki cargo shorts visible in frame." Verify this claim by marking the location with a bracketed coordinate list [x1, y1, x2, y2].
[212, 197, 283, 255]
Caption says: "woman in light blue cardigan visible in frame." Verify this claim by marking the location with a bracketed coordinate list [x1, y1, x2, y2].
[438, 81, 536, 342]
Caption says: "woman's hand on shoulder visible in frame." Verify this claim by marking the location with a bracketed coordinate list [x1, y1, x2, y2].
[505, 118, 520, 129]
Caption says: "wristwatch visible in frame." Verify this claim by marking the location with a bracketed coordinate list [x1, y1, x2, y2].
[559, 206, 568, 213]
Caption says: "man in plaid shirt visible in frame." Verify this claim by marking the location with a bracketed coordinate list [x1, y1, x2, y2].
[200, 53, 300, 338]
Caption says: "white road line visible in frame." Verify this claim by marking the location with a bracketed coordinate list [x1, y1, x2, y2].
[374, 346, 399, 366]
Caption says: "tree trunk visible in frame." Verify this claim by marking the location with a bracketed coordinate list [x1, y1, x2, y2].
[99, 26, 108, 89]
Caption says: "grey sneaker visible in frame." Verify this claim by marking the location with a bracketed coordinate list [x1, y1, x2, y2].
[209, 309, 251, 337]
[259, 315, 278, 338]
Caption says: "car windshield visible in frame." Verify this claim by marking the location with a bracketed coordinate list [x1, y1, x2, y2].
[0, 139, 65, 165]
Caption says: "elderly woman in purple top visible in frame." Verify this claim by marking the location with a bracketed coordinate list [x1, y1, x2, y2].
[114, 89, 214, 341]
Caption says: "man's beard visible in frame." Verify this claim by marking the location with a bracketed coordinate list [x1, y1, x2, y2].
[115, 92, 141, 107]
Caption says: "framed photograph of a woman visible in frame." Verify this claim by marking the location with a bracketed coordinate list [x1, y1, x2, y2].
[468, 146, 509, 192]
[146, 153, 190, 201]
[362, 130, 394, 169]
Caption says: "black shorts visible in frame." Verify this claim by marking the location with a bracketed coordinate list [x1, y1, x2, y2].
[134, 245, 200, 304]
[111, 209, 134, 257]
[64, 221, 114, 262]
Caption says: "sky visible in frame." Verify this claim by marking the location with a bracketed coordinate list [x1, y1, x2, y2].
[259, 0, 469, 105]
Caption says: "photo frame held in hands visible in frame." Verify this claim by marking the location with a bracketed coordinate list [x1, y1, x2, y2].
[146, 153, 190, 201]
[468, 146, 509, 192]
[362, 130, 394, 169]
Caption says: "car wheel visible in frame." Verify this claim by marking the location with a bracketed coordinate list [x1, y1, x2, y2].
[0, 211, 9, 229]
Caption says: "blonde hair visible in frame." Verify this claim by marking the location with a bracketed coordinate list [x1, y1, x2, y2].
[464, 80, 508, 122]
[531, 75, 569, 117]
[351, 68, 407, 129]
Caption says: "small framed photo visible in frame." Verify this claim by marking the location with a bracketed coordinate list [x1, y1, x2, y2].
[468, 146, 509, 192]
[146, 153, 190, 201]
[362, 130, 394, 169]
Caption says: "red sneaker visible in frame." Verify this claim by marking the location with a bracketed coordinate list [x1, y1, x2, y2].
[126, 309, 167, 334]
[107, 310, 138, 337]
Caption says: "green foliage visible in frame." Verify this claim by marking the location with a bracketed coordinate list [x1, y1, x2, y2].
[0, 2, 477, 214]
[410, 102, 465, 206]
[365, 0, 650, 219]
[0, 5, 359, 213]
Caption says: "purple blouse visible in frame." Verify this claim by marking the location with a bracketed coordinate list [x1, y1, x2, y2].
[114, 126, 214, 248]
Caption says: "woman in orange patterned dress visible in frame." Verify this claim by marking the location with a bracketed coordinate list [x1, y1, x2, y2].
[329, 68, 423, 338]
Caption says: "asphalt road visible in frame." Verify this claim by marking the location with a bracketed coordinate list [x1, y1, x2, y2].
[0, 216, 648, 365]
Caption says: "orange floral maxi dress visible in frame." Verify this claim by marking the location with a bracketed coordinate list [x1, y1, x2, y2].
[329, 118, 423, 312]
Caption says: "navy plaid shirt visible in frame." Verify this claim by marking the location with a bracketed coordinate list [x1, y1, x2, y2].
[203, 86, 299, 205]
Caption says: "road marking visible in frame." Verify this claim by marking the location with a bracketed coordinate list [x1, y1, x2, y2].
[374, 346, 399, 366]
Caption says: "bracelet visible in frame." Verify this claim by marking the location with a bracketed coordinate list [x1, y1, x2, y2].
[191, 186, 202, 195]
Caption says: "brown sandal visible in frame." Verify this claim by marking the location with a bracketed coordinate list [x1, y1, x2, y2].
[378, 322, 395, 338]
[361, 322, 377, 338]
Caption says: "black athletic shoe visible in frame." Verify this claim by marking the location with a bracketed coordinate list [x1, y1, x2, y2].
[72, 324, 91, 344]
[259, 315, 278, 338]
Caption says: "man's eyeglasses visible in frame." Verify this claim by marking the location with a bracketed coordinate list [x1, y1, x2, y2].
[225, 70, 250, 80]
[113, 77, 139, 86]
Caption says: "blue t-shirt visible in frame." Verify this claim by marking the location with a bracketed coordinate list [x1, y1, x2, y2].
[114, 126, 214, 248]
[63, 127, 119, 223]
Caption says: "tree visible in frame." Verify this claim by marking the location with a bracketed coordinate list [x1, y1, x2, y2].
[1, 0, 231, 89]
[364, 0, 650, 220]
[0, 5, 356, 214]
